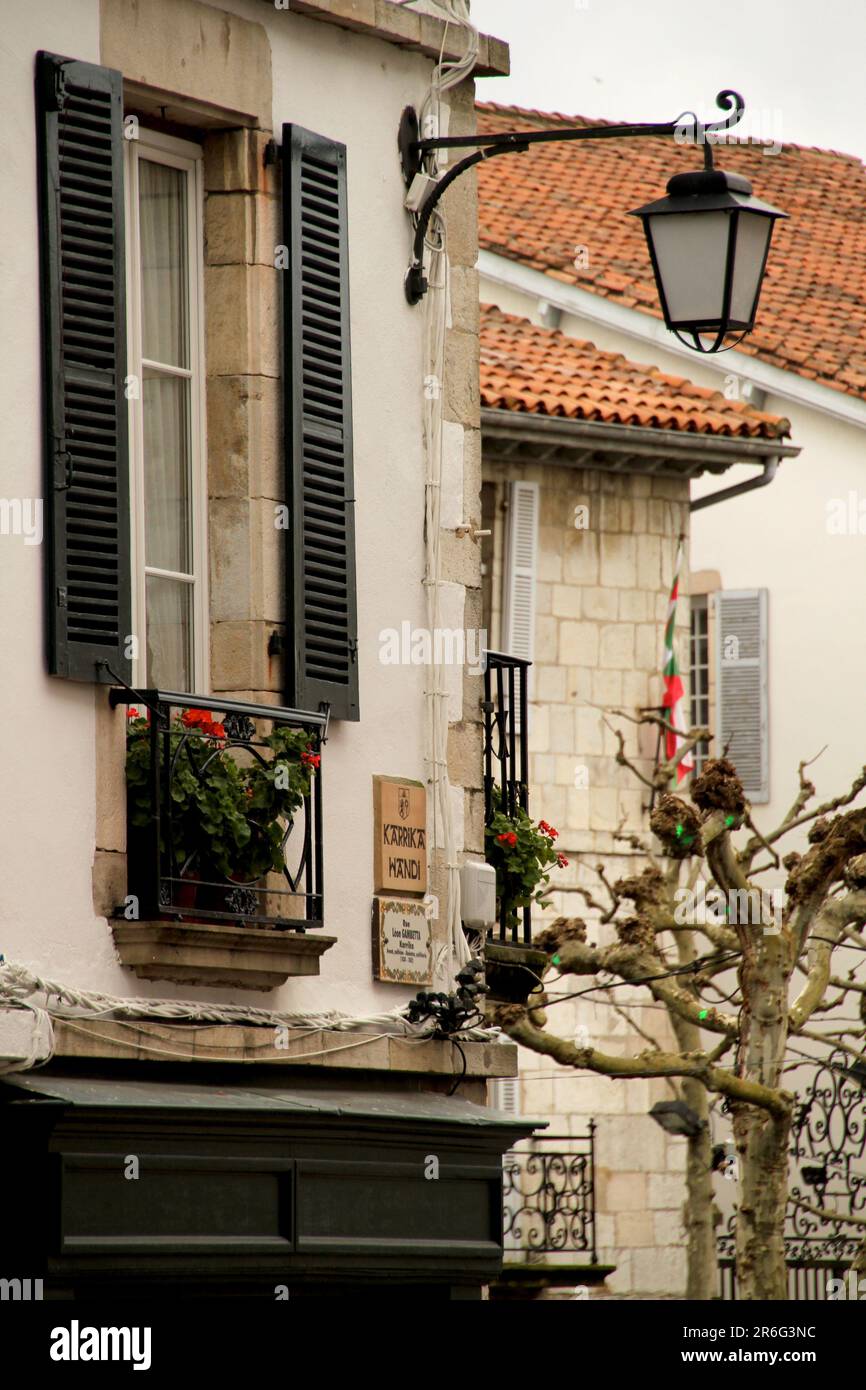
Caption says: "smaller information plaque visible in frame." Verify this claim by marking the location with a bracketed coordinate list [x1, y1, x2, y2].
[371, 896, 433, 985]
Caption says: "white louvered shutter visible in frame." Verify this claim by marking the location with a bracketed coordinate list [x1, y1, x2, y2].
[503, 481, 538, 663]
[714, 589, 769, 802]
[489, 1077, 518, 1113]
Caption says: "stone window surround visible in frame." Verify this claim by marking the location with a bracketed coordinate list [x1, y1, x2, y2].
[93, 85, 284, 921]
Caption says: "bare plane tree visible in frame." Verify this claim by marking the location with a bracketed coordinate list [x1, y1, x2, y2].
[492, 712, 866, 1301]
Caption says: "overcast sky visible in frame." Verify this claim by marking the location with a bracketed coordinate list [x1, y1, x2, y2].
[471, 0, 866, 161]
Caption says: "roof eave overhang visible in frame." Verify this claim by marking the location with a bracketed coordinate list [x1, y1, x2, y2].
[263, 1, 510, 76]
[481, 406, 800, 479]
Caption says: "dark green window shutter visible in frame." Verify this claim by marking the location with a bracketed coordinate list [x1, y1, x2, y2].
[36, 52, 131, 683]
[282, 123, 359, 721]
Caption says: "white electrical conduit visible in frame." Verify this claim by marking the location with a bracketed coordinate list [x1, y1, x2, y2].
[415, 1, 479, 981]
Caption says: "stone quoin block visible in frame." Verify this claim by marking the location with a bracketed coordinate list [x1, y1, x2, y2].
[599, 533, 637, 588]
[205, 264, 279, 378]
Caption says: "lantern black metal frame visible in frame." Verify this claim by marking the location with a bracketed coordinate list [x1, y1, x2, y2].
[630, 153, 785, 353]
[399, 88, 778, 354]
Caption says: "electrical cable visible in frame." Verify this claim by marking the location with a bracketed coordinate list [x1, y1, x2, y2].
[447, 1038, 468, 1095]
[539, 949, 742, 1009]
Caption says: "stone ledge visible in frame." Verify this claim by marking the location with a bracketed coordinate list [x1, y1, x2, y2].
[490, 1264, 617, 1299]
[275, 1, 509, 76]
[111, 920, 337, 991]
[50, 1017, 518, 1079]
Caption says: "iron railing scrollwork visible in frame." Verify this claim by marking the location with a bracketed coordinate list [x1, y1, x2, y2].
[482, 650, 531, 944]
[110, 689, 325, 931]
[717, 1050, 866, 1298]
[502, 1128, 598, 1264]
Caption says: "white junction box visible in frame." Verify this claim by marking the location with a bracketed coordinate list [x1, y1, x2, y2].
[460, 860, 496, 929]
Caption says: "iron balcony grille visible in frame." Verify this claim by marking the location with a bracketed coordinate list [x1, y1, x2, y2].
[109, 689, 325, 931]
[718, 1257, 853, 1302]
[482, 650, 532, 944]
[502, 1128, 598, 1265]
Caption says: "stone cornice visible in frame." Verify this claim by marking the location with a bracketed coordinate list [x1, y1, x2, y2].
[265, 1, 510, 76]
[49, 1018, 518, 1079]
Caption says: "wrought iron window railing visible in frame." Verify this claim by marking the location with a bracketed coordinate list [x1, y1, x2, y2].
[502, 1129, 598, 1264]
[110, 689, 325, 931]
[482, 650, 531, 944]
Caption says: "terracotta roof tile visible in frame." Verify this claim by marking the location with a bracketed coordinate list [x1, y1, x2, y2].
[476, 102, 866, 400]
[479, 303, 791, 439]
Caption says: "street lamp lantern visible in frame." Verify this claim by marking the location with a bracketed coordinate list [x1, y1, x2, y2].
[630, 160, 787, 353]
[648, 1099, 705, 1138]
[399, 89, 786, 356]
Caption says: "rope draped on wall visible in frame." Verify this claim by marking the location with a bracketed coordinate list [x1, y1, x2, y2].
[0, 958, 500, 1073]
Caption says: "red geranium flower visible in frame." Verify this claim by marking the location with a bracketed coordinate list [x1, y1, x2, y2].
[182, 708, 212, 728]
[127, 707, 140, 720]
[181, 709, 225, 740]
[557, 852, 569, 869]
[539, 819, 559, 840]
[301, 747, 321, 770]
[497, 831, 518, 847]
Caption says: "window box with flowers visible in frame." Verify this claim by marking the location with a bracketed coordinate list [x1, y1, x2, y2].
[483, 796, 568, 1004]
[110, 691, 335, 990]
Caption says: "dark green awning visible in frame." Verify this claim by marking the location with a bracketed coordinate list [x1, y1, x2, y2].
[0, 1071, 541, 1130]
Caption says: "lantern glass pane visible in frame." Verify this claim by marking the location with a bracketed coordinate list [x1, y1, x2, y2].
[730, 212, 772, 326]
[647, 210, 730, 325]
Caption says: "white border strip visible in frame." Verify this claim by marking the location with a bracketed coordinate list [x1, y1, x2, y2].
[479, 250, 866, 431]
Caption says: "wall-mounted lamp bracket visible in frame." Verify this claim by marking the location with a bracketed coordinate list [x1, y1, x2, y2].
[399, 90, 746, 305]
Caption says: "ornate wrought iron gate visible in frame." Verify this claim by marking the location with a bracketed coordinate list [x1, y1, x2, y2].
[718, 1050, 866, 1299]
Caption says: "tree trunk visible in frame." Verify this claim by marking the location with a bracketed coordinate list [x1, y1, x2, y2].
[732, 1105, 791, 1299]
[670, 926, 718, 1299]
[683, 1078, 717, 1300]
[733, 933, 793, 1300]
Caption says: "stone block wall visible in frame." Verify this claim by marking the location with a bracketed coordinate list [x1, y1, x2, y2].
[483, 459, 690, 864]
[482, 450, 695, 1295]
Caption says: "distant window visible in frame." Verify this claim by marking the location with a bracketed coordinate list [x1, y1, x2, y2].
[489, 1077, 518, 1113]
[480, 480, 496, 646]
[690, 596, 710, 773]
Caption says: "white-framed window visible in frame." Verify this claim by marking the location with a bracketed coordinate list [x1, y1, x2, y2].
[689, 594, 711, 773]
[125, 127, 208, 692]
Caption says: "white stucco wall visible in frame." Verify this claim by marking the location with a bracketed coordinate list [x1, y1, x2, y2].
[0, 0, 458, 1016]
[0, 4, 110, 985]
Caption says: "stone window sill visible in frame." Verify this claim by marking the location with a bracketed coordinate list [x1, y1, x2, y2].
[111, 920, 336, 991]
